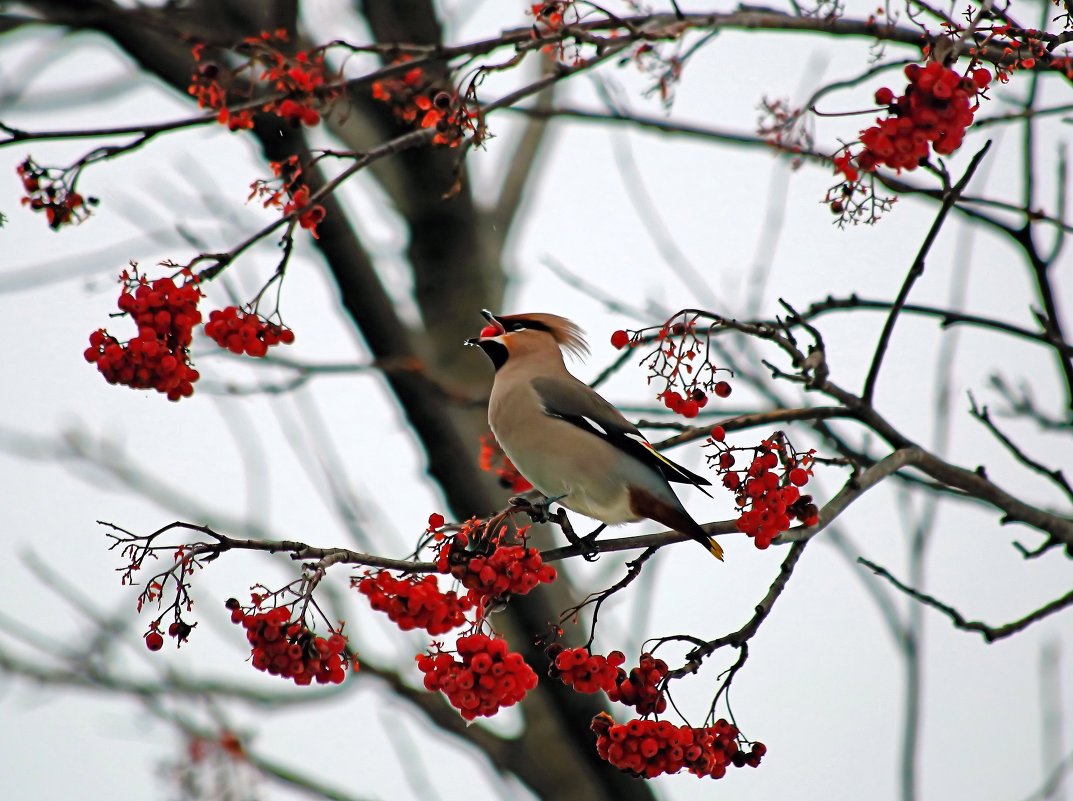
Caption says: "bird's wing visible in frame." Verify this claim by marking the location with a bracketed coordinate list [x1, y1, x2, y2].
[531, 376, 712, 492]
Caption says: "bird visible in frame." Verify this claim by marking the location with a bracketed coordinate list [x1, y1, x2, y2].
[465, 309, 723, 560]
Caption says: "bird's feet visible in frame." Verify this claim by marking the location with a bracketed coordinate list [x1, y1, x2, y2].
[554, 510, 603, 561]
[577, 524, 607, 562]
[509, 493, 566, 524]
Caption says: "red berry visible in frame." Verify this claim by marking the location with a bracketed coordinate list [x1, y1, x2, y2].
[479, 325, 499, 338]
[610, 329, 630, 349]
[874, 86, 894, 105]
[713, 381, 732, 398]
[145, 632, 164, 651]
[87, 271, 204, 400]
[418, 634, 537, 719]
[788, 467, 809, 486]
[428, 513, 446, 529]
[710, 425, 726, 442]
[448, 543, 557, 604]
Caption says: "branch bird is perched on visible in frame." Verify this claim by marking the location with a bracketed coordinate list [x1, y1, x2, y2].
[465, 310, 723, 560]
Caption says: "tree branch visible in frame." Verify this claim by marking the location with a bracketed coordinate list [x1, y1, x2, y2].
[858, 558, 1073, 642]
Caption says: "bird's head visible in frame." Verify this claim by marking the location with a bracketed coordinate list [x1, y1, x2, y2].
[465, 310, 589, 370]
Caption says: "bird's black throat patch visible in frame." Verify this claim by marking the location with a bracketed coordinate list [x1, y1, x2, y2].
[477, 339, 509, 370]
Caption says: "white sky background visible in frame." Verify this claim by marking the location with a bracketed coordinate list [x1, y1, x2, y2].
[0, 1, 1071, 800]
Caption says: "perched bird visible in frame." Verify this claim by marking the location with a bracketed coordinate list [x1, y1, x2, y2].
[466, 310, 723, 560]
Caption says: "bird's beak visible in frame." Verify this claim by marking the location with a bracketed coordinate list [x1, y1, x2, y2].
[465, 309, 507, 346]
[480, 309, 507, 334]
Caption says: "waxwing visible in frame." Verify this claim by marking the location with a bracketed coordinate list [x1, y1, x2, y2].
[466, 310, 723, 560]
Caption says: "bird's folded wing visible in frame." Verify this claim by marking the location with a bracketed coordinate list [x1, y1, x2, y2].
[531, 376, 712, 492]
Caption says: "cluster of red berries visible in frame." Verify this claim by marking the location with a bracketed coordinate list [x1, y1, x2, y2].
[370, 58, 472, 147]
[856, 62, 991, 173]
[449, 545, 557, 603]
[261, 46, 336, 128]
[591, 713, 765, 779]
[417, 634, 538, 720]
[188, 51, 254, 131]
[990, 24, 1061, 77]
[282, 184, 327, 236]
[204, 306, 295, 357]
[84, 271, 203, 401]
[356, 571, 474, 635]
[227, 600, 350, 685]
[478, 434, 533, 493]
[144, 619, 194, 651]
[189, 31, 337, 132]
[17, 158, 97, 229]
[248, 156, 326, 237]
[714, 439, 819, 548]
[606, 652, 668, 714]
[546, 645, 625, 694]
[618, 319, 733, 419]
[529, 2, 573, 28]
[658, 383, 730, 418]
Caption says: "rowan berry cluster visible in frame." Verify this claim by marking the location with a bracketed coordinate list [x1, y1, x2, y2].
[248, 156, 327, 237]
[417, 634, 538, 720]
[757, 96, 813, 161]
[204, 306, 295, 357]
[259, 45, 336, 127]
[143, 619, 195, 651]
[370, 58, 475, 147]
[658, 383, 731, 418]
[708, 433, 819, 548]
[189, 30, 338, 131]
[858, 62, 991, 172]
[227, 600, 350, 685]
[17, 157, 97, 229]
[546, 645, 624, 694]
[84, 270, 203, 401]
[831, 60, 991, 204]
[591, 713, 765, 779]
[449, 544, 557, 603]
[988, 24, 1053, 78]
[356, 571, 474, 635]
[478, 434, 533, 492]
[529, 2, 574, 29]
[616, 317, 733, 419]
[606, 652, 668, 714]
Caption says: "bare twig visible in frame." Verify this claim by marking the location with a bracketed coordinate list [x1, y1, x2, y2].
[862, 142, 992, 403]
[858, 558, 1073, 642]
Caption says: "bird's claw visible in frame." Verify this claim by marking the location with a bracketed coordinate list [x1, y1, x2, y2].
[557, 514, 602, 561]
[578, 524, 606, 562]
[510, 493, 566, 524]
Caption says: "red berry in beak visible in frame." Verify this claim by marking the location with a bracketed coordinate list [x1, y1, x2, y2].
[479, 325, 499, 338]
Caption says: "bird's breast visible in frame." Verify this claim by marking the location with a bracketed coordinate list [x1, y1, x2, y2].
[488, 380, 643, 525]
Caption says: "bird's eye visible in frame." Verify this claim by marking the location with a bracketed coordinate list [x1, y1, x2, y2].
[508, 322, 526, 332]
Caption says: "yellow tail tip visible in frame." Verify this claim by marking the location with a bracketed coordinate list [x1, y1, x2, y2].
[706, 537, 725, 561]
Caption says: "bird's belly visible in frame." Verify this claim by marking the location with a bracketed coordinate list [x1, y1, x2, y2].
[499, 441, 640, 525]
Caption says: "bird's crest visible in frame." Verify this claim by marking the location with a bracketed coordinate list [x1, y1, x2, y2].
[495, 312, 590, 360]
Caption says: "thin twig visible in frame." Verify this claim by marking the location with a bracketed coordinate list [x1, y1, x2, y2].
[862, 142, 992, 403]
[858, 557, 1073, 642]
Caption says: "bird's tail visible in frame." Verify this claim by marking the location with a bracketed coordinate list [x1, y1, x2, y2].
[628, 486, 726, 562]
[693, 531, 724, 561]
